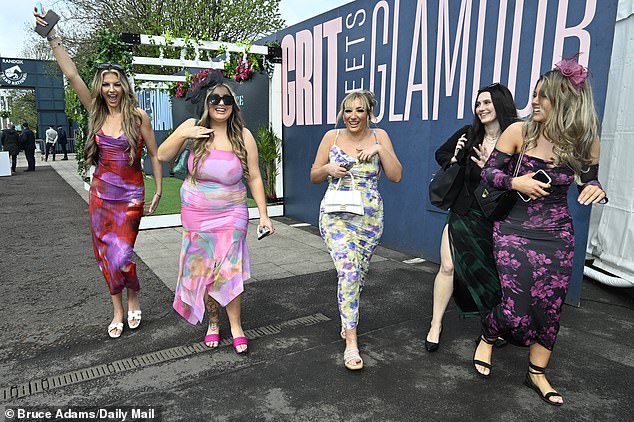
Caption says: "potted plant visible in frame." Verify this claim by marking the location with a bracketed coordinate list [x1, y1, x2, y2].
[255, 124, 282, 204]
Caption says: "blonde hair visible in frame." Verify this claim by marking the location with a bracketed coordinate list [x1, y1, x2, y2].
[189, 83, 249, 182]
[335, 90, 377, 128]
[524, 70, 598, 175]
[85, 69, 141, 168]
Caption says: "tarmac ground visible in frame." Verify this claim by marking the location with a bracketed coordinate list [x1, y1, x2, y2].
[1, 153, 633, 421]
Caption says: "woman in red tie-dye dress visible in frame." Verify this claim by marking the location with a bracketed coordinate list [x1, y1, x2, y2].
[35, 11, 163, 339]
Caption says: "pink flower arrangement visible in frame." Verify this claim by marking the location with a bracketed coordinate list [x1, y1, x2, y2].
[554, 56, 588, 90]
[174, 82, 186, 98]
[189, 68, 211, 91]
[234, 55, 253, 82]
[172, 69, 213, 98]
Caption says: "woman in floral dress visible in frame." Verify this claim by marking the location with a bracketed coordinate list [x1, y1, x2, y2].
[310, 91, 402, 370]
[473, 59, 607, 405]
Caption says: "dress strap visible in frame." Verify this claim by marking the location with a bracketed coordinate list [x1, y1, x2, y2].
[373, 129, 379, 144]
[333, 129, 340, 146]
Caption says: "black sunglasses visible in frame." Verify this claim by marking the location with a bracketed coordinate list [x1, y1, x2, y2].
[96, 62, 125, 72]
[208, 94, 234, 106]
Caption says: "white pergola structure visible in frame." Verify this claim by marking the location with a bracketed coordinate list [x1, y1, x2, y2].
[129, 34, 284, 226]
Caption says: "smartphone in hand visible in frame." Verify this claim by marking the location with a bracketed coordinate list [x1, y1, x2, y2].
[34, 9, 60, 38]
[341, 160, 356, 171]
[518, 169, 552, 202]
[257, 226, 271, 240]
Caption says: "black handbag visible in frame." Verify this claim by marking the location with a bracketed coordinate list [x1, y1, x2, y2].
[475, 141, 527, 221]
[429, 162, 465, 210]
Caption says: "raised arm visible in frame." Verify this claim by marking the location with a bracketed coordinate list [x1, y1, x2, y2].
[481, 122, 523, 190]
[435, 125, 471, 167]
[34, 9, 91, 109]
[360, 128, 402, 182]
[482, 122, 551, 201]
[310, 130, 349, 184]
[157, 118, 213, 162]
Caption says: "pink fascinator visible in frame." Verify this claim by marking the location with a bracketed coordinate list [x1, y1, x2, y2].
[554, 55, 588, 90]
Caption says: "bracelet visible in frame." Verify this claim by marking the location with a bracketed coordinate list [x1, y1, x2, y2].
[154, 193, 162, 198]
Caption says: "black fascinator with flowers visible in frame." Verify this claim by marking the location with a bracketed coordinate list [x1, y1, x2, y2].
[184, 69, 225, 104]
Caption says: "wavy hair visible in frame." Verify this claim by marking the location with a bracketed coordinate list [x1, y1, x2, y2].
[335, 90, 378, 128]
[524, 70, 598, 175]
[189, 83, 249, 182]
[85, 69, 141, 168]
[471, 83, 518, 140]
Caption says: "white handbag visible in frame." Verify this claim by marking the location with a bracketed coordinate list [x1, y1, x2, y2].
[323, 173, 364, 215]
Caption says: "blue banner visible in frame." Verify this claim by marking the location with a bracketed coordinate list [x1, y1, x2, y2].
[270, 0, 618, 302]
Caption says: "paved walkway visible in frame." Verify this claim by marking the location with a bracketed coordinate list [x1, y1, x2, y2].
[1, 154, 633, 421]
[44, 155, 394, 290]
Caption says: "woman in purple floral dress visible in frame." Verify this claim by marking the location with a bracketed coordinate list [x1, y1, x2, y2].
[311, 91, 402, 370]
[472, 60, 607, 406]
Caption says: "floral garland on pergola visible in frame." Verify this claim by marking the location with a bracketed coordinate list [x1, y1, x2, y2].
[170, 52, 261, 98]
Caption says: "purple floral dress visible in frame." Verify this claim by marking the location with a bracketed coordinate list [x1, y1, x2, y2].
[319, 130, 383, 331]
[481, 150, 575, 350]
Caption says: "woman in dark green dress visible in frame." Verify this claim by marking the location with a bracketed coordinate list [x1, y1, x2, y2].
[425, 83, 517, 352]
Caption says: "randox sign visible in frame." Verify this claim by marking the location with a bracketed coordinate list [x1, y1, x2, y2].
[1, 58, 28, 86]
[0, 57, 67, 137]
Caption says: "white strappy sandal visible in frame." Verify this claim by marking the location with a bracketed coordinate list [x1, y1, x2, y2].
[343, 347, 364, 370]
[108, 322, 124, 338]
[127, 310, 142, 329]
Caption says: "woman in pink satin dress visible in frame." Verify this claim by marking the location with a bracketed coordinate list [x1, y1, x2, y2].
[158, 78, 274, 354]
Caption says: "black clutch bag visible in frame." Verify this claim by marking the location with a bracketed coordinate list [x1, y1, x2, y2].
[475, 140, 527, 221]
[474, 182, 518, 220]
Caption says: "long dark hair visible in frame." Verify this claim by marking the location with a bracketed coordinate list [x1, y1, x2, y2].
[471, 83, 518, 141]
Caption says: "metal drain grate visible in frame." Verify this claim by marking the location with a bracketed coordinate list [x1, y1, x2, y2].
[1, 313, 330, 402]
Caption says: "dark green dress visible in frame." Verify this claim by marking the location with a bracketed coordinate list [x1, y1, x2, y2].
[435, 126, 501, 318]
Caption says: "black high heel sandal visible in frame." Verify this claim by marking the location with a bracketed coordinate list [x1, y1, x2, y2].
[425, 326, 442, 353]
[473, 335, 496, 378]
[523, 362, 563, 406]
[473, 336, 508, 348]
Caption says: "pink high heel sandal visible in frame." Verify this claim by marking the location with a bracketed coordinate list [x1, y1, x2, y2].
[204, 322, 220, 348]
[232, 336, 249, 354]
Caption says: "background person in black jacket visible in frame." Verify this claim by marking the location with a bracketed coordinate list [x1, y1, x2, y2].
[424, 83, 518, 353]
[57, 125, 68, 160]
[20, 122, 36, 171]
[1, 124, 20, 173]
